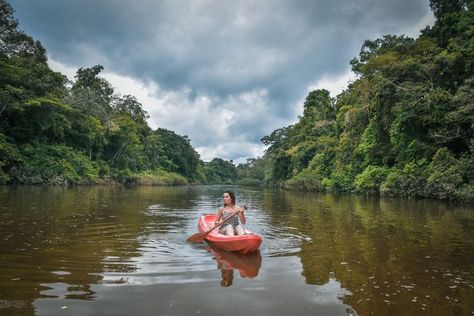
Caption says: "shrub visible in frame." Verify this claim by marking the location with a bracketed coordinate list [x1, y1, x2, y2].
[237, 178, 263, 186]
[456, 182, 474, 202]
[286, 168, 323, 191]
[12, 144, 100, 185]
[354, 165, 391, 194]
[322, 172, 355, 192]
[137, 169, 188, 186]
[380, 159, 429, 198]
[427, 148, 463, 199]
[111, 168, 140, 184]
[322, 163, 356, 192]
[0, 133, 19, 184]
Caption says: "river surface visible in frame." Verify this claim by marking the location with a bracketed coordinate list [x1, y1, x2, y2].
[0, 185, 473, 315]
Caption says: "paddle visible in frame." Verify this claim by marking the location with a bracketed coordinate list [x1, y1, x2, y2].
[187, 206, 247, 243]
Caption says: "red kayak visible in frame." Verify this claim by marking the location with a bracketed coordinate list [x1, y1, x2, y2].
[197, 214, 262, 254]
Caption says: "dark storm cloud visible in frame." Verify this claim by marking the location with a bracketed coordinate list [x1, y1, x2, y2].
[9, 0, 433, 162]
[11, 0, 429, 93]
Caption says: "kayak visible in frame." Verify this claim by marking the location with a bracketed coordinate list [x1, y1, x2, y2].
[197, 214, 262, 254]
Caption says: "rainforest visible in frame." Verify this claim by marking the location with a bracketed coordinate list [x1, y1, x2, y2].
[1, 0, 473, 201]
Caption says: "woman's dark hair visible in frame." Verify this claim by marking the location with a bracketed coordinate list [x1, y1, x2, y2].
[223, 191, 236, 206]
[220, 269, 234, 287]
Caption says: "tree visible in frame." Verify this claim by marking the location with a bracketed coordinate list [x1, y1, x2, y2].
[261, 126, 291, 154]
[66, 65, 114, 122]
[0, 0, 47, 63]
[153, 128, 201, 180]
[303, 89, 335, 122]
[429, 0, 470, 19]
[114, 94, 149, 125]
[204, 158, 237, 184]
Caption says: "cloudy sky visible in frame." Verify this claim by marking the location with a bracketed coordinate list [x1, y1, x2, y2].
[9, 0, 434, 163]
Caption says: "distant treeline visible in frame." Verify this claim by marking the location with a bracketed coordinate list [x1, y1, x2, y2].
[237, 0, 474, 202]
[0, 0, 235, 185]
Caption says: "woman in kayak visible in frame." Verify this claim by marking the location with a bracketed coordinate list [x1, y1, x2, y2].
[214, 191, 247, 236]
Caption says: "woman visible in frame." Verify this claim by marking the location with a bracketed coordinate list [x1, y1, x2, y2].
[214, 191, 246, 236]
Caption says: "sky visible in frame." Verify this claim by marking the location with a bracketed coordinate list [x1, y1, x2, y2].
[9, 0, 434, 164]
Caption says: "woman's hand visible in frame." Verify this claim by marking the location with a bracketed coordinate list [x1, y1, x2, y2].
[238, 206, 247, 225]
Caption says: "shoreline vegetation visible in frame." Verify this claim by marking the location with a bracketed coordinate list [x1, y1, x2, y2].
[1, 0, 473, 202]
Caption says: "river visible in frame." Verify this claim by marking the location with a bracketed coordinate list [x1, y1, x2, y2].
[0, 185, 473, 315]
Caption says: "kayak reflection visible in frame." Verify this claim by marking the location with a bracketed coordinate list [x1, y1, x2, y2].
[207, 245, 262, 287]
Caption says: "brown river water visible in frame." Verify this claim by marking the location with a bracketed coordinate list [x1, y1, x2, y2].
[0, 185, 473, 315]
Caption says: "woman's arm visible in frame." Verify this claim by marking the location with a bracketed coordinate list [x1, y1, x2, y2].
[238, 207, 246, 224]
[215, 208, 223, 224]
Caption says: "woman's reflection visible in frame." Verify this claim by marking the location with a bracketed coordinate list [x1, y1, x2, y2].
[219, 268, 234, 287]
[207, 245, 262, 287]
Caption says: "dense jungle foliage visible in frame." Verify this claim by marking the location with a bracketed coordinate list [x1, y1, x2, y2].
[0, 0, 234, 185]
[238, 0, 474, 201]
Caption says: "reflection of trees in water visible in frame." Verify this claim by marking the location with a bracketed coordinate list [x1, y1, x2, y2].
[269, 190, 474, 315]
[310, 272, 357, 316]
[0, 186, 201, 315]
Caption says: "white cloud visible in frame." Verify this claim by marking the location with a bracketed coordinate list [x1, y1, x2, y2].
[48, 58, 76, 79]
[309, 70, 357, 97]
[282, 70, 357, 122]
[146, 86, 280, 163]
